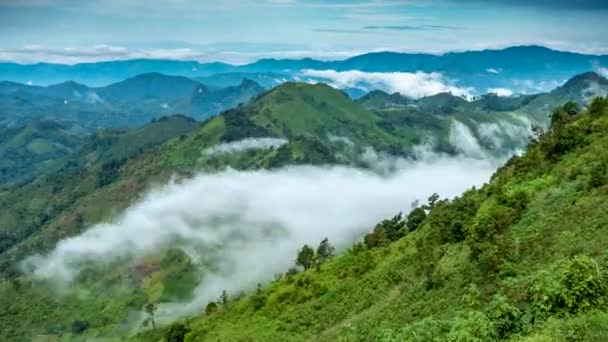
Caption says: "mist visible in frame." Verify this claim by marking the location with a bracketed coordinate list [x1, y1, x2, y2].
[202, 137, 288, 155]
[300, 69, 473, 99]
[23, 152, 503, 322]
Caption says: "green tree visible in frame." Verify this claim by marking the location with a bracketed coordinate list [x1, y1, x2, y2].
[424, 193, 440, 211]
[379, 213, 406, 242]
[406, 207, 427, 232]
[143, 303, 157, 330]
[315, 238, 335, 264]
[296, 244, 315, 270]
[364, 225, 388, 249]
[205, 302, 218, 315]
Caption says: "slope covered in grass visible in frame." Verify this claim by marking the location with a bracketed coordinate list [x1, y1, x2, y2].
[132, 97, 608, 341]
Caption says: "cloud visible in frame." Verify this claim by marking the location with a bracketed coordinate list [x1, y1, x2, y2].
[449, 0, 608, 10]
[597, 66, 608, 79]
[487, 88, 514, 97]
[486, 68, 501, 74]
[449, 120, 485, 158]
[202, 138, 288, 155]
[23, 153, 499, 321]
[363, 25, 462, 31]
[300, 69, 473, 98]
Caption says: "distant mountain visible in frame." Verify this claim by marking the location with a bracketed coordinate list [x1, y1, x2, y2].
[0, 59, 235, 86]
[551, 71, 608, 101]
[98, 72, 203, 102]
[190, 79, 265, 119]
[195, 72, 289, 89]
[0, 73, 265, 128]
[2, 46, 606, 95]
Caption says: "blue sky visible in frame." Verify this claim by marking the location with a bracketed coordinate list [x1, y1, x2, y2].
[0, 0, 607, 64]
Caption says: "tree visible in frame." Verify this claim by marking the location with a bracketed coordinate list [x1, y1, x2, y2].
[364, 225, 388, 249]
[407, 207, 427, 232]
[296, 244, 315, 270]
[219, 290, 229, 306]
[143, 303, 157, 330]
[425, 193, 440, 211]
[205, 301, 218, 315]
[315, 238, 335, 265]
[380, 213, 406, 242]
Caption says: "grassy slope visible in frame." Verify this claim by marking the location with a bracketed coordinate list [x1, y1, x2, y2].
[131, 98, 608, 341]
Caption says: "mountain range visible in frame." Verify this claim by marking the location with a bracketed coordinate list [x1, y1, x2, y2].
[2, 46, 607, 94]
[0, 73, 266, 128]
[1, 65, 608, 341]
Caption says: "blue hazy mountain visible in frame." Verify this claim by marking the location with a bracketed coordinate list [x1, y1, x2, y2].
[1, 46, 606, 94]
[0, 74, 265, 128]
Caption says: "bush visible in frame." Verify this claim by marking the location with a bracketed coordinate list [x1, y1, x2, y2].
[70, 319, 90, 334]
[529, 255, 607, 315]
[486, 295, 521, 338]
[166, 323, 190, 342]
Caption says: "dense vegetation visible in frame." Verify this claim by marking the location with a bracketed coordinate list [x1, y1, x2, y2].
[127, 97, 608, 341]
[0, 74, 607, 341]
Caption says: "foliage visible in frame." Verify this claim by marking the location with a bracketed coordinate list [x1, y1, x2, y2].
[296, 245, 315, 270]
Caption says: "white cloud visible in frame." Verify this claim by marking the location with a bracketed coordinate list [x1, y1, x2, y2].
[23, 154, 499, 321]
[597, 66, 608, 79]
[202, 138, 288, 155]
[487, 87, 513, 97]
[486, 68, 501, 74]
[449, 120, 484, 158]
[301, 69, 473, 99]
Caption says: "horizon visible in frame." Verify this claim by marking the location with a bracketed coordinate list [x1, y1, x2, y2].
[1, 45, 607, 66]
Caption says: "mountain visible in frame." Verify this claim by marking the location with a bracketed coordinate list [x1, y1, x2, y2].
[195, 72, 289, 89]
[0, 73, 265, 128]
[0, 114, 198, 255]
[0, 120, 87, 186]
[0, 76, 607, 341]
[2, 46, 607, 94]
[190, 79, 265, 120]
[98, 72, 203, 102]
[0, 59, 235, 86]
[131, 97, 608, 341]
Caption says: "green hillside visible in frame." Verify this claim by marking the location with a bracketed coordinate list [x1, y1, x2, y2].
[132, 97, 608, 342]
[0, 120, 88, 187]
[1, 78, 608, 341]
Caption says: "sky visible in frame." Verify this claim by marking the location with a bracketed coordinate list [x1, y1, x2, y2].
[0, 0, 607, 64]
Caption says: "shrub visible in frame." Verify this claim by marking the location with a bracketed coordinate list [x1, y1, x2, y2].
[166, 323, 190, 342]
[70, 319, 90, 334]
[486, 295, 521, 338]
[529, 255, 607, 315]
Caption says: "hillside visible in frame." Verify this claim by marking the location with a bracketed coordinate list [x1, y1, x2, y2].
[132, 96, 608, 341]
[0, 120, 87, 186]
[0, 78, 607, 341]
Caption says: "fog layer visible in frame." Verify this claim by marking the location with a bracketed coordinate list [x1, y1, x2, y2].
[24, 154, 501, 320]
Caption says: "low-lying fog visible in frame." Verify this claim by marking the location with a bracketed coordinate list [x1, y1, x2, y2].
[23, 148, 504, 321]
